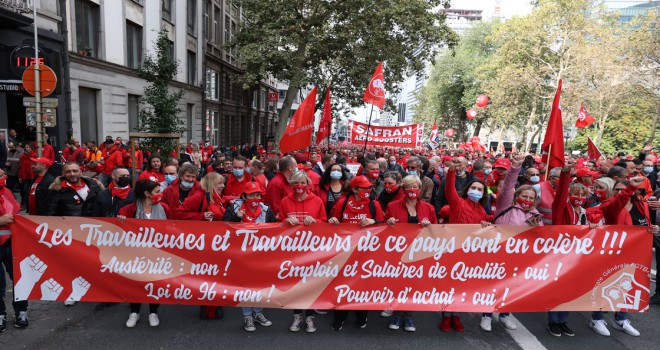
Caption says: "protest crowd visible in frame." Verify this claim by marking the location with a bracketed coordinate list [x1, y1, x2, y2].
[0, 126, 659, 339]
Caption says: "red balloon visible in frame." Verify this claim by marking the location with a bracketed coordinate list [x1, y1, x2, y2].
[476, 95, 489, 107]
[467, 108, 478, 120]
[445, 128, 455, 137]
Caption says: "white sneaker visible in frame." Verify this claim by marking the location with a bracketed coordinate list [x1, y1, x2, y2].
[480, 316, 492, 332]
[612, 319, 640, 336]
[500, 315, 518, 330]
[590, 319, 610, 336]
[244, 316, 256, 332]
[289, 314, 303, 332]
[380, 308, 393, 317]
[254, 313, 272, 327]
[126, 313, 139, 328]
[64, 300, 76, 306]
[148, 313, 159, 327]
[305, 316, 316, 333]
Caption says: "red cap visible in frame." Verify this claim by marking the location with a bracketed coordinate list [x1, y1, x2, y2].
[114, 140, 121, 145]
[441, 155, 452, 162]
[30, 157, 53, 167]
[576, 168, 600, 179]
[349, 175, 372, 189]
[493, 158, 511, 170]
[534, 156, 542, 164]
[243, 182, 261, 194]
[625, 154, 634, 160]
[647, 156, 658, 163]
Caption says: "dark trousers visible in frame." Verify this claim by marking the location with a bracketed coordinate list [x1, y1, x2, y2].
[130, 303, 159, 314]
[334, 310, 368, 324]
[0, 241, 28, 315]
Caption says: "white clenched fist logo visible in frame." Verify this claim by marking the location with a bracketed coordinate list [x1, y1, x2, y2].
[66, 277, 91, 302]
[14, 254, 47, 301]
[40, 278, 64, 301]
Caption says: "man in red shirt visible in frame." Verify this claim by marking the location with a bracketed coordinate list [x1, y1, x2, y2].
[224, 156, 256, 198]
[27, 157, 55, 215]
[263, 155, 297, 214]
[63, 139, 85, 165]
[41, 134, 56, 163]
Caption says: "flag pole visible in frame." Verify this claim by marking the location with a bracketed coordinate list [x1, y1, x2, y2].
[363, 103, 375, 155]
[544, 143, 552, 181]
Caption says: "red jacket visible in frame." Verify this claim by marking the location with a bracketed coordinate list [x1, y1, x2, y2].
[162, 178, 203, 211]
[264, 172, 292, 214]
[445, 169, 492, 224]
[224, 172, 254, 197]
[118, 202, 173, 219]
[330, 196, 385, 223]
[305, 168, 321, 194]
[552, 171, 588, 225]
[175, 189, 231, 221]
[0, 187, 21, 245]
[102, 150, 123, 174]
[600, 184, 650, 226]
[277, 192, 327, 222]
[42, 143, 55, 162]
[385, 198, 437, 224]
[138, 169, 164, 183]
[19, 150, 37, 181]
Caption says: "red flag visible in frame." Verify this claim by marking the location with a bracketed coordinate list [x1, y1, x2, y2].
[279, 86, 317, 154]
[575, 102, 595, 128]
[427, 122, 440, 148]
[541, 80, 565, 169]
[587, 136, 603, 160]
[316, 87, 332, 145]
[362, 61, 386, 109]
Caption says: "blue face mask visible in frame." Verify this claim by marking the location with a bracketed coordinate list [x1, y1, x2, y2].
[644, 167, 654, 174]
[389, 161, 396, 167]
[180, 180, 194, 189]
[530, 175, 540, 183]
[457, 171, 466, 177]
[233, 168, 244, 178]
[467, 189, 483, 202]
[407, 170, 417, 176]
[165, 175, 177, 185]
[484, 168, 492, 175]
[330, 171, 342, 180]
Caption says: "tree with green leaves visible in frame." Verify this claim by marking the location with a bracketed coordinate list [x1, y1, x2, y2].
[137, 29, 186, 155]
[233, 0, 458, 149]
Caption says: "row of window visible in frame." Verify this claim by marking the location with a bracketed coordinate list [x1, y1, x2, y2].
[206, 68, 274, 110]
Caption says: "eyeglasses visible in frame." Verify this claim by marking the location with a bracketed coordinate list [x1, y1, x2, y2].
[407, 166, 417, 170]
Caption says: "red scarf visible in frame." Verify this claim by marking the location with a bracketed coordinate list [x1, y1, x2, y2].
[240, 201, 262, 223]
[108, 183, 130, 200]
[61, 180, 87, 191]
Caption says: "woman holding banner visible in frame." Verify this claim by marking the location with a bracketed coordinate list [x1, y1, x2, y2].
[223, 182, 276, 331]
[328, 175, 385, 331]
[589, 176, 657, 337]
[482, 153, 540, 332]
[318, 163, 347, 217]
[278, 171, 327, 333]
[378, 171, 404, 209]
[117, 180, 172, 328]
[385, 175, 437, 332]
[441, 158, 493, 333]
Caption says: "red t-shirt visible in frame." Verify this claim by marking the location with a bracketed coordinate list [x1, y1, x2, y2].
[28, 176, 44, 215]
[330, 197, 385, 223]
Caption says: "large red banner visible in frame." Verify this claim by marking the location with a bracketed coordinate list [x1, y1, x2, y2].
[11, 216, 652, 312]
[348, 120, 424, 148]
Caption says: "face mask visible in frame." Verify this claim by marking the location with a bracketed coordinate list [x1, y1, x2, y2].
[407, 170, 417, 176]
[246, 198, 260, 209]
[457, 171, 465, 177]
[644, 167, 654, 174]
[233, 168, 244, 177]
[116, 177, 131, 188]
[384, 183, 397, 194]
[293, 184, 307, 196]
[165, 174, 177, 185]
[467, 189, 483, 202]
[330, 171, 342, 180]
[245, 167, 252, 175]
[595, 190, 607, 201]
[404, 188, 420, 200]
[356, 189, 371, 202]
[180, 180, 194, 189]
[389, 161, 396, 167]
[517, 198, 534, 209]
[484, 169, 492, 175]
[532, 183, 541, 193]
[369, 170, 380, 179]
[151, 192, 164, 204]
[529, 175, 540, 183]
[569, 196, 586, 207]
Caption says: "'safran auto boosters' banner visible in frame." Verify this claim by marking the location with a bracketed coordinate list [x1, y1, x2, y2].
[11, 216, 652, 313]
[348, 120, 425, 148]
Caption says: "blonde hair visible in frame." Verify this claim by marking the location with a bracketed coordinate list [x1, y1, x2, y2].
[401, 175, 422, 189]
[289, 171, 310, 185]
[513, 185, 539, 206]
[201, 172, 225, 200]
